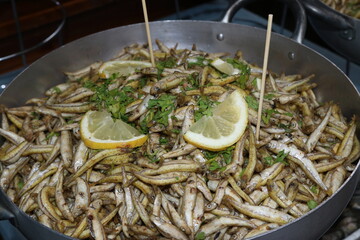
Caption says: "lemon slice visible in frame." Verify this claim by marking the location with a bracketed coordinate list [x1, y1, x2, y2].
[80, 110, 148, 149]
[98, 60, 152, 78]
[211, 58, 240, 75]
[184, 90, 248, 151]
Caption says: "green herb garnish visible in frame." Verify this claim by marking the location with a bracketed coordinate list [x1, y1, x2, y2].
[194, 96, 219, 121]
[251, 78, 258, 88]
[264, 93, 275, 100]
[307, 200, 318, 210]
[139, 111, 154, 133]
[156, 57, 176, 79]
[159, 137, 169, 145]
[17, 179, 24, 190]
[188, 56, 208, 68]
[172, 129, 181, 134]
[226, 58, 250, 89]
[204, 146, 234, 171]
[310, 185, 319, 194]
[209, 160, 226, 171]
[83, 76, 134, 121]
[52, 87, 61, 94]
[264, 150, 289, 166]
[283, 112, 294, 117]
[148, 94, 177, 127]
[31, 112, 41, 120]
[245, 95, 259, 110]
[185, 73, 200, 90]
[278, 123, 293, 133]
[195, 232, 206, 240]
[44, 132, 60, 141]
[297, 120, 303, 128]
[239, 168, 246, 178]
[139, 78, 148, 88]
[261, 109, 280, 125]
[145, 151, 159, 163]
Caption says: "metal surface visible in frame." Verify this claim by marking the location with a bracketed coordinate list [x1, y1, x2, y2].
[221, 0, 307, 43]
[0, 19, 360, 239]
[302, 0, 360, 65]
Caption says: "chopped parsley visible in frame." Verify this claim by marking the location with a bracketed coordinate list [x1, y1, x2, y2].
[187, 56, 208, 68]
[139, 111, 154, 133]
[204, 146, 235, 171]
[195, 232, 205, 240]
[17, 179, 24, 190]
[278, 123, 293, 133]
[145, 151, 160, 163]
[245, 95, 259, 110]
[310, 185, 319, 194]
[31, 112, 41, 120]
[147, 94, 177, 127]
[226, 58, 250, 89]
[171, 128, 181, 134]
[264, 150, 289, 166]
[283, 112, 294, 117]
[307, 200, 318, 210]
[239, 168, 246, 178]
[194, 96, 219, 121]
[44, 132, 60, 141]
[264, 93, 275, 100]
[156, 57, 176, 79]
[83, 76, 135, 121]
[251, 78, 258, 88]
[209, 160, 226, 172]
[297, 120, 303, 128]
[185, 73, 200, 90]
[159, 137, 169, 145]
[148, 94, 176, 112]
[82, 79, 97, 89]
[261, 109, 280, 125]
[139, 78, 148, 88]
[204, 146, 234, 165]
[52, 87, 61, 94]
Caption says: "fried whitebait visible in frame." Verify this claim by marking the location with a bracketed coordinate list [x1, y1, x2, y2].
[321, 0, 360, 19]
[0, 40, 358, 240]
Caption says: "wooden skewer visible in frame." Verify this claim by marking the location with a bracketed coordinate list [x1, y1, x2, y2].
[141, 0, 155, 67]
[255, 14, 273, 141]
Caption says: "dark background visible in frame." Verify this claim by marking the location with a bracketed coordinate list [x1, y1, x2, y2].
[0, 0, 326, 75]
[0, 0, 208, 74]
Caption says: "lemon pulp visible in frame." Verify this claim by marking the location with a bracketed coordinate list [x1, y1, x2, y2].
[98, 60, 152, 78]
[184, 90, 248, 151]
[80, 111, 147, 149]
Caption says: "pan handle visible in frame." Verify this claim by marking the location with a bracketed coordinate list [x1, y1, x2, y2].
[221, 0, 306, 44]
[0, 220, 28, 240]
[0, 205, 14, 220]
[0, 193, 28, 240]
[0, 206, 26, 239]
[301, 0, 354, 30]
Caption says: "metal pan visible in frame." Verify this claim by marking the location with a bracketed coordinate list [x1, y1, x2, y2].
[302, 0, 360, 65]
[0, 0, 359, 239]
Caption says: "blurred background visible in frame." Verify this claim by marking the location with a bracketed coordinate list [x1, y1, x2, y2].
[0, 0, 207, 75]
